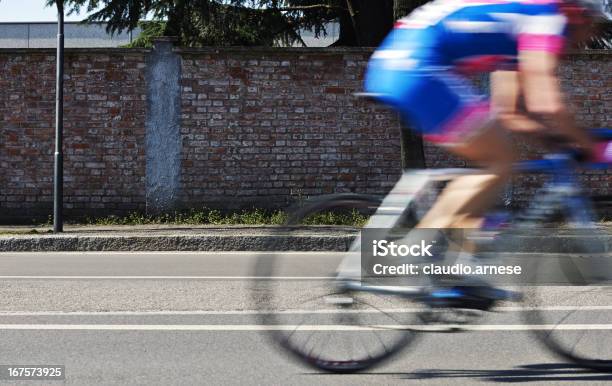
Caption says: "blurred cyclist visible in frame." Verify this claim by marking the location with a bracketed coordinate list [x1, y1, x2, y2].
[365, 0, 608, 231]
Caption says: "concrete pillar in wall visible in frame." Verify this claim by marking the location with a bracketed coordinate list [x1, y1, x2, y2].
[145, 37, 182, 214]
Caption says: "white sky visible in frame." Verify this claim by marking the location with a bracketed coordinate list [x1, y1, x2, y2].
[0, 0, 98, 22]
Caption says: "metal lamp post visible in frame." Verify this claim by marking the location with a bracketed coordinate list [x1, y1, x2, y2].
[53, 0, 65, 233]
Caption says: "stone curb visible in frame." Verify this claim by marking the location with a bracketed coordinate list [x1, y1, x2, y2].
[0, 233, 611, 253]
[0, 234, 355, 252]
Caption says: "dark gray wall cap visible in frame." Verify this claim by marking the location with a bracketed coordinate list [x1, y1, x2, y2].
[175, 46, 611, 56]
[174, 46, 377, 54]
[0, 48, 150, 54]
[0, 21, 108, 25]
[153, 36, 179, 43]
[0, 46, 607, 56]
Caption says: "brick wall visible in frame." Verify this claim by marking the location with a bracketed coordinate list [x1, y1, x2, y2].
[0, 49, 147, 222]
[178, 48, 610, 211]
[179, 48, 401, 209]
[0, 46, 610, 222]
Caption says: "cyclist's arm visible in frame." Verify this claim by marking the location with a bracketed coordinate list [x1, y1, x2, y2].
[518, 46, 593, 152]
[491, 70, 518, 113]
[490, 70, 544, 133]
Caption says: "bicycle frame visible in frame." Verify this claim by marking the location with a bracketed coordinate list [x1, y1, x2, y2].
[336, 128, 611, 296]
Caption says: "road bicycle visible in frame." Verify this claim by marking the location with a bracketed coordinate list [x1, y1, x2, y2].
[252, 128, 612, 373]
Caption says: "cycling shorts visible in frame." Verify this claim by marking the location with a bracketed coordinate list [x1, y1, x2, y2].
[364, 66, 492, 147]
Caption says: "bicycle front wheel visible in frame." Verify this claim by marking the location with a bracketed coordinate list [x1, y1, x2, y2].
[524, 225, 612, 372]
[252, 194, 423, 373]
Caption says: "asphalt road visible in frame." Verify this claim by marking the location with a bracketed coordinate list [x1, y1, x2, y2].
[0, 252, 611, 385]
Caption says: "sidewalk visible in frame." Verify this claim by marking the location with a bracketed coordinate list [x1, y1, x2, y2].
[0, 224, 611, 252]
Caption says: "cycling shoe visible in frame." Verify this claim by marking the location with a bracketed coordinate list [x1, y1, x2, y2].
[425, 285, 522, 311]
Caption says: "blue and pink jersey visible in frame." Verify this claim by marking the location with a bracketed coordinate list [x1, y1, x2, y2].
[373, 0, 568, 72]
[364, 0, 570, 141]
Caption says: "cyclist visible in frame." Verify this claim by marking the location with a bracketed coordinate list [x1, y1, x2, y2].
[365, 0, 607, 231]
[362, 0, 608, 301]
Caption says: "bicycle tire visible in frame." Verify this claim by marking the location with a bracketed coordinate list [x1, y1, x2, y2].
[524, 222, 612, 372]
[252, 193, 423, 373]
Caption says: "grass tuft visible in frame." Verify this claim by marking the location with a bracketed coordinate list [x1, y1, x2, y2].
[81, 208, 367, 227]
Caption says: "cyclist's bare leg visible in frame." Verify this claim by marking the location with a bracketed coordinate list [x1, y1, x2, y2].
[417, 122, 515, 230]
[415, 122, 517, 293]
[416, 69, 551, 231]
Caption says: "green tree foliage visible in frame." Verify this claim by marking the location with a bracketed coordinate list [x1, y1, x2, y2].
[54, 1, 296, 46]
[589, 21, 612, 49]
[41, 0, 611, 48]
[49, 0, 396, 47]
[124, 20, 166, 48]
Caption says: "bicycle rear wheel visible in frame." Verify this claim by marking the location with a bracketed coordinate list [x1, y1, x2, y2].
[524, 224, 612, 372]
[252, 194, 423, 373]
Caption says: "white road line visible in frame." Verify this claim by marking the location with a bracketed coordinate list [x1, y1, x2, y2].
[0, 324, 612, 331]
[0, 305, 612, 316]
[0, 276, 334, 280]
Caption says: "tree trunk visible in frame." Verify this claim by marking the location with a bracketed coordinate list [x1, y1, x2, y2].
[394, 0, 413, 19]
[333, 0, 394, 46]
[332, 0, 427, 168]
[394, 0, 430, 19]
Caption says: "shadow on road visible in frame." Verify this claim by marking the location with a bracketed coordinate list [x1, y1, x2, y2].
[307, 363, 612, 382]
[393, 363, 612, 382]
